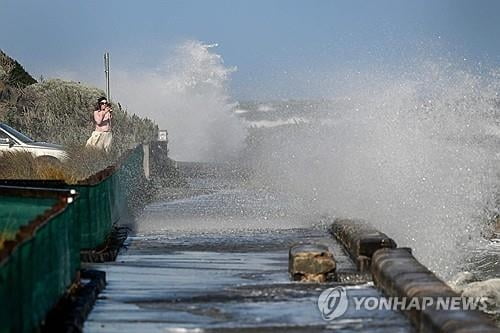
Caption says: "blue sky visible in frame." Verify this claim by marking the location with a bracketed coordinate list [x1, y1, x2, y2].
[2, 0, 500, 100]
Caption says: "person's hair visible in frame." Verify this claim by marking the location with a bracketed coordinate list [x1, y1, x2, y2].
[96, 96, 107, 110]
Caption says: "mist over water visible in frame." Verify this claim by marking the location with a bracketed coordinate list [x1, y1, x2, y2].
[114, 40, 245, 161]
[123, 40, 499, 278]
[244, 62, 499, 277]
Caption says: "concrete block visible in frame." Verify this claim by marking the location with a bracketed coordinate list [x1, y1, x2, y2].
[421, 307, 498, 333]
[371, 248, 500, 333]
[356, 255, 371, 273]
[329, 218, 397, 271]
[289, 244, 336, 282]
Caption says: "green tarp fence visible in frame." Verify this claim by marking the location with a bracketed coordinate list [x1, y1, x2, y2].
[0, 145, 144, 250]
[71, 145, 144, 249]
[0, 188, 79, 333]
[0, 145, 145, 332]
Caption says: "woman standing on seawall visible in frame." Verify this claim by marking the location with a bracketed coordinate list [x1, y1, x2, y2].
[86, 97, 113, 152]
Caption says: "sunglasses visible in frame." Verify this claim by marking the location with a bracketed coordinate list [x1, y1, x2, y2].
[100, 101, 107, 105]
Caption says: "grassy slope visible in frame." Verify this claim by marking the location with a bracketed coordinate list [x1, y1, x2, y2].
[0, 50, 158, 154]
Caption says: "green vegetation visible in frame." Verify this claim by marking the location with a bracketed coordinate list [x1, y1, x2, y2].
[0, 50, 185, 209]
[0, 50, 158, 155]
[0, 147, 116, 184]
[0, 50, 37, 87]
[5, 79, 158, 154]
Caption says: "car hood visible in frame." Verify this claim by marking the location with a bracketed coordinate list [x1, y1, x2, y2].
[28, 141, 65, 150]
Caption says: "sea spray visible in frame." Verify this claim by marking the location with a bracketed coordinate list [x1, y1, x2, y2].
[113, 40, 245, 162]
[245, 61, 499, 278]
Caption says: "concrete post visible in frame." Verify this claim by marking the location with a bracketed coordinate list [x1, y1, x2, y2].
[143, 144, 150, 180]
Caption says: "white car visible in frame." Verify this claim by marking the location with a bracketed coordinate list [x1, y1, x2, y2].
[0, 123, 67, 161]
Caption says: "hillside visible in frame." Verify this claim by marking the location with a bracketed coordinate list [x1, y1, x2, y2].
[0, 50, 158, 153]
[0, 50, 37, 120]
[0, 50, 37, 87]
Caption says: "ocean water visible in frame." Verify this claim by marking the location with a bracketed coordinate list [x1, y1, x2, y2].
[113, 41, 246, 162]
[236, 66, 499, 280]
[119, 40, 499, 282]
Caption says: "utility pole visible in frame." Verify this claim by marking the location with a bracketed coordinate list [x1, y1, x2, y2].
[104, 52, 110, 101]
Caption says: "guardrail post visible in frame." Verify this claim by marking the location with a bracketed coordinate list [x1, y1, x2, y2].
[142, 144, 150, 180]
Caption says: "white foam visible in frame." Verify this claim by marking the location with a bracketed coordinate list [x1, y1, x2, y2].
[113, 40, 245, 162]
[245, 117, 310, 128]
[248, 61, 499, 278]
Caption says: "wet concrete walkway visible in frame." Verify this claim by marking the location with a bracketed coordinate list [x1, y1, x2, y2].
[84, 172, 415, 332]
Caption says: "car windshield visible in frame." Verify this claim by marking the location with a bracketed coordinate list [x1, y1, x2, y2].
[0, 124, 35, 143]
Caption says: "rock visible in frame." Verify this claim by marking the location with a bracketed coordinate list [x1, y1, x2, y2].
[448, 271, 477, 292]
[289, 244, 336, 282]
[461, 279, 500, 313]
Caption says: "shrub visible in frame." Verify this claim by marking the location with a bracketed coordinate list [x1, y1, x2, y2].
[5, 79, 158, 155]
[0, 147, 117, 184]
[0, 50, 37, 88]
